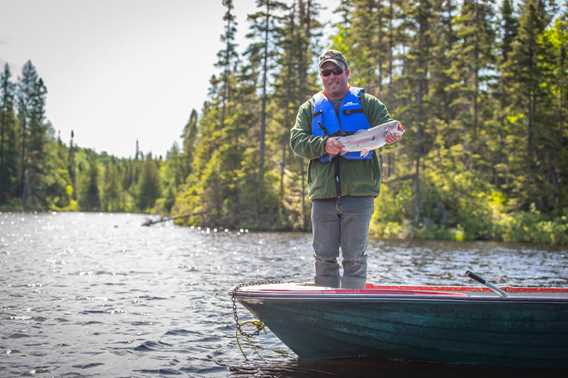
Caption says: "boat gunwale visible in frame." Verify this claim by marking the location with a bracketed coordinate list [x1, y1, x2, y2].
[234, 283, 568, 304]
[237, 294, 568, 304]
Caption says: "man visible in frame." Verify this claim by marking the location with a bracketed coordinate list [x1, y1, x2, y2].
[289, 49, 402, 289]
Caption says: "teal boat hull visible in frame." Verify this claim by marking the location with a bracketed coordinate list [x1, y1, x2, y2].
[234, 283, 568, 368]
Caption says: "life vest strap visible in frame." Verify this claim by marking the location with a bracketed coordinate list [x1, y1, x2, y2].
[343, 108, 364, 116]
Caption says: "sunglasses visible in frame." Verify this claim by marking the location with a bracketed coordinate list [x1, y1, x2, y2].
[321, 67, 344, 77]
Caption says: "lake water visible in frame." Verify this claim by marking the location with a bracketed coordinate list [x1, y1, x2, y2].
[1, 213, 567, 377]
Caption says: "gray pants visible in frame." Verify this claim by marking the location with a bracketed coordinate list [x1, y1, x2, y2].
[311, 196, 374, 289]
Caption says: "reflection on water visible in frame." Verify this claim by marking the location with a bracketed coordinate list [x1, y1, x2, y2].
[0, 213, 567, 377]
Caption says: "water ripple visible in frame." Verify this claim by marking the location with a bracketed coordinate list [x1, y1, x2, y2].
[1, 213, 566, 377]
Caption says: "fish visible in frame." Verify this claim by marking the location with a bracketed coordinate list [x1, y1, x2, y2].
[337, 120, 405, 157]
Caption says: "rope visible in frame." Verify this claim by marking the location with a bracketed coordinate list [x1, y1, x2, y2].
[235, 320, 267, 361]
[230, 279, 281, 360]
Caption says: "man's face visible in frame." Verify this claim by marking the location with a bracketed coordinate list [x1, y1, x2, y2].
[320, 61, 350, 99]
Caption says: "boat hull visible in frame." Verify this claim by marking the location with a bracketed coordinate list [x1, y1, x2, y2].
[235, 284, 568, 367]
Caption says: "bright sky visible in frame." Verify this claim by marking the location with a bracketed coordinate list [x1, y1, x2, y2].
[0, 0, 337, 158]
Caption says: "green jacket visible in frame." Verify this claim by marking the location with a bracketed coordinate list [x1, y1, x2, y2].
[289, 91, 392, 200]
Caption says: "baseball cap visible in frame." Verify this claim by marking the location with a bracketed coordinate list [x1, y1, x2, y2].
[319, 49, 348, 70]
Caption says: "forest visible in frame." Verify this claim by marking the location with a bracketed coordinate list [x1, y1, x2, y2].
[0, 0, 566, 245]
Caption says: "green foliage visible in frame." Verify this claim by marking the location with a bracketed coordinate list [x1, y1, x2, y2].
[498, 207, 568, 246]
[78, 157, 100, 211]
[180, 110, 198, 182]
[101, 160, 122, 212]
[1, 2, 566, 246]
[16, 61, 49, 209]
[371, 157, 568, 246]
[136, 154, 161, 212]
[0, 63, 19, 201]
[43, 138, 73, 210]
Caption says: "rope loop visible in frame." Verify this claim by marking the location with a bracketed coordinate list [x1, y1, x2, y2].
[230, 279, 280, 338]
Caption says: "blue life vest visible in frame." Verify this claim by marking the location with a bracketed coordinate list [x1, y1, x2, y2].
[311, 87, 372, 163]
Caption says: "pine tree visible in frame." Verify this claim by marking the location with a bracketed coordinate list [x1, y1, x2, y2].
[173, 82, 227, 225]
[216, 0, 239, 129]
[0, 63, 18, 202]
[296, 0, 323, 229]
[504, 0, 558, 210]
[329, 0, 354, 63]
[78, 157, 100, 211]
[232, 55, 279, 227]
[158, 142, 182, 212]
[181, 109, 198, 182]
[536, 16, 568, 212]
[347, 0, 378, 88]
[68, 130, 77, 200]
[489, 0, 519, 188]
[17, 61, 48, 208]
[246, 0, 287, 183]
[429, 0, 458, 128]
[501, 0, 519, 60]
[137, 153, 161, 211]
[102, 159, 121, 211]
[135, 139, 141, 160]
[448, 0, 497, 165]
[42, 122, 73, 210]
[273, 2, 300, 215]
[395, 0, 437, 224]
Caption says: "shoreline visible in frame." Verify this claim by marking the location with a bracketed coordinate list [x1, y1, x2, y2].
[1, 210, 566, 249]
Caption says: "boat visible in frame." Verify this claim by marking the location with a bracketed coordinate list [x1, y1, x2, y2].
[231, 277, 568, 368]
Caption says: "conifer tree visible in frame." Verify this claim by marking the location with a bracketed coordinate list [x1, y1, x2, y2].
[0, 63, 18, 202]
[347, 0, 379, 88]
[429, 0, 458, 128]
[102, 159, 121, 211]
[297, 0, 323, 229]
[503, 0, 558, 210]
[246, 0, 286, 182]
[42, 123, 73, 210]
[233, 53, 283, 227]
[78, 157, 100, 211]
[216, 0, 239, 129]
[17, 61, 48, 208]
[158, 142, 182, 212]
[68, 130, 77, 200]
[173, 78, 229, 225]
[273, 2, 300, 212]
[137, 153, 161, 211]
[395, 0, 437, 224]
[181, 109, 198, 182]
[333, 0, 353, 50]
[536, 16, 568, 211]
[489, 0, 519, 188]
[448, 0, 496, 164]
[501, 0, 519, 60]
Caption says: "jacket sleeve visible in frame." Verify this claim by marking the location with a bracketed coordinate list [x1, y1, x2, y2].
[363, 93, 392, 126]
[289, 100, 327, 160]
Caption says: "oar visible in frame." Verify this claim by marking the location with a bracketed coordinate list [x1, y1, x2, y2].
[465, 270, 508, 298]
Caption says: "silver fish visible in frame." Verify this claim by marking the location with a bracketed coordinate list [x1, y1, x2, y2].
[337, 120, 404, 157]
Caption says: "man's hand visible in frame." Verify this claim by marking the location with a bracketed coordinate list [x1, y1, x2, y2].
[325, 137, 346, 155]
[385, 133, 400, 144]
[385, 123, 405, 144]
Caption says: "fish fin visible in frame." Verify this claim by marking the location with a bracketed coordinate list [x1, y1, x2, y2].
[360, 149, 370, 158]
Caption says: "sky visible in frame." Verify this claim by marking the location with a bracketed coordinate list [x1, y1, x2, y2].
[0, 0, 337, 158]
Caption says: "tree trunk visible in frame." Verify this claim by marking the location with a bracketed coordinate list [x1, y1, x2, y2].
[259, 3, 270, 183]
